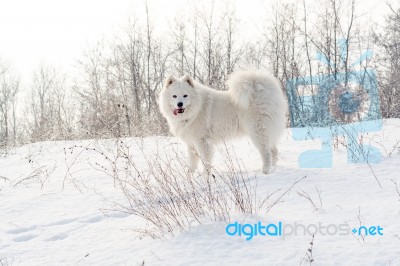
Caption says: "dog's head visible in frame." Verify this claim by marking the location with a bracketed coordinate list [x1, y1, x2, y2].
[160, 74, 197, 117]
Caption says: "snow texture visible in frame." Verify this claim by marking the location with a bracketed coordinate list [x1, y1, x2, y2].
[1, 119, 400, 265]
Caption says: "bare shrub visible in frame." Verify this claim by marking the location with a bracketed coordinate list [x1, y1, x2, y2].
[297, 185, 322, 212]
[81, 139, 304, 238]
[12, 163, 56, 189]
[300, 235, 315, 265]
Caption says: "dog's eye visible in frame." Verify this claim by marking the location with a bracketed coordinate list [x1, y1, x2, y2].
[173, 95, 177, 98]
[183, 95, 188, 98]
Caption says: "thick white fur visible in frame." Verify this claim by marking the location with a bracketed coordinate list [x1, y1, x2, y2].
[159, 70, 288, 174]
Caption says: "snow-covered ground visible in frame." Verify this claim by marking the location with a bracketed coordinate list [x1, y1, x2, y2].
[1, 119, 400, 265]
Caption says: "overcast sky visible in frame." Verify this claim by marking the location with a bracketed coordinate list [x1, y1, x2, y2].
[0, 0, 392, 86]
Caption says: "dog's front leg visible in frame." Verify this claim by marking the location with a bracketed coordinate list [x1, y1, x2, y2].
[194, 138, 214, 174]
[187, 145, 200, 172]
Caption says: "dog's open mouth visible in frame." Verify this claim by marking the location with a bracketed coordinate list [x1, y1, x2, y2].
[173, 108, 185, 115]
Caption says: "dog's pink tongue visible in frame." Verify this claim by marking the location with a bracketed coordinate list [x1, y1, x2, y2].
[173, 109, 179, 116]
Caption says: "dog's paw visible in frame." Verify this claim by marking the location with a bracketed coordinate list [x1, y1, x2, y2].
[187, 167, 196, 174]
[262, 165, 271, 174]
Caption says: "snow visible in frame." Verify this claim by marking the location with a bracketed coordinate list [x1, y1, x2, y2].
[1, 119, 400, 265]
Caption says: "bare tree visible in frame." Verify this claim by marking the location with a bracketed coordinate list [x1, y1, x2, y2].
[374, 3, 400, 118]
[222, 2, 240, 75]
[27, 64, 73, 142]
[170, 16, 187, 76]
[197, 0, 225, 87]
[0, 61, 19, 149]
[4, 0, 394, 145]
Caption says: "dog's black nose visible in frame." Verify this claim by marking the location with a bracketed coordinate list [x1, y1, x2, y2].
[177, 102, 183, 107]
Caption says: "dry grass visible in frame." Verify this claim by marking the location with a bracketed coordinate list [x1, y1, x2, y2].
[80, 138, 303, 238]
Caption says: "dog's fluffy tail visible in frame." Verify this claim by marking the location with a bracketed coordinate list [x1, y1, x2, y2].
[227, 70, 282, 109]
[226, 71, 255, 109]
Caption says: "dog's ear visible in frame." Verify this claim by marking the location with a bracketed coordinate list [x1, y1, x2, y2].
[164, 75, 177, 88]
[182, 74, 194, 87]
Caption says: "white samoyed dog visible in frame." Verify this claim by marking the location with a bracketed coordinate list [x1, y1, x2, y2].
[159, 70, 288, 174]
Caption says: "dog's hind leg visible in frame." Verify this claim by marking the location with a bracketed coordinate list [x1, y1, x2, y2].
[188, 145, 200, 172]
[271, 145, 278, 166]
[261, 146, 273, 174]
[250, 134, 272, 174]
